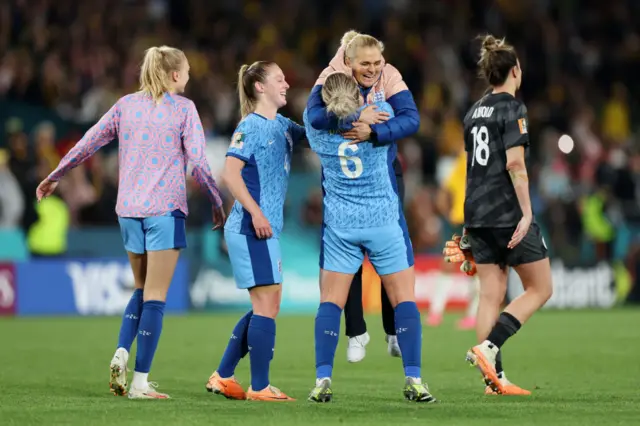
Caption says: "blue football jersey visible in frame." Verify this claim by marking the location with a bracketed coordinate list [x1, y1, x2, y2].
[225, 113, 305, 238]
[304, 101, 400, 229]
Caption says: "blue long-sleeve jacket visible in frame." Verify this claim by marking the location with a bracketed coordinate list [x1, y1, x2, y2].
[305, 84, 420, 145]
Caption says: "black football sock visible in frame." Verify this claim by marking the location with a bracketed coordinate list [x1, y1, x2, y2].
[486, 312, 521, 348]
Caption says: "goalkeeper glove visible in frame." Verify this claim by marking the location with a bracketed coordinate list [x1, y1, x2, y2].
[443, 233, 477, 276]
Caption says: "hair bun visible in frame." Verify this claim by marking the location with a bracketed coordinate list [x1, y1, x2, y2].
[326, 95, 353, 119]
[341, 30, 361, 48]
[475, 34, 517, 86]
[481, 35, 504, 53]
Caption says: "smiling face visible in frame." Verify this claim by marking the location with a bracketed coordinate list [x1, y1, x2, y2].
[257, 64, 289, 109]
[346, 45, 383, 88]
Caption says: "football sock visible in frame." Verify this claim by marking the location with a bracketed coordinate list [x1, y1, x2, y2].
[395, 301, 422, 378]
[487, 312, 521, 348]
[134, 300, 166, 374]
[315, 302, 342, 380]
[247, 315, 276, 391]
[218, 310, 253, 378]
[116, 288, 143, 351]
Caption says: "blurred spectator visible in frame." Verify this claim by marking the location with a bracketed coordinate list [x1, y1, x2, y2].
[5, 118, 38, 232]
[602, 83, 631, 146]
[406, 186, 442, 253]
[437, 104, 464, 157]
[27, 158, 70, 257]
[0, 148, 24, 228]
[33, 121, 60, 172]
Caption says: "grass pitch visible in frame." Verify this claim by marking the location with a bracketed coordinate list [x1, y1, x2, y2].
[1, 309, 639, 425]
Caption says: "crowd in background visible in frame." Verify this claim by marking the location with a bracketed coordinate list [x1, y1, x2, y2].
[0, 0, 639, 281]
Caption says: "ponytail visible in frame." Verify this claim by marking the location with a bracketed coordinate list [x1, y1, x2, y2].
[237, 61, 275, 118]
[237, 64, 252, 118]
[322, 73, 360, 119]
[139, 46, 186, 103]
[476, 34, 518, 86]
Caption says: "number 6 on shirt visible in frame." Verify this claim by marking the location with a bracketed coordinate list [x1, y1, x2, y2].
[338, 141, 363, 178]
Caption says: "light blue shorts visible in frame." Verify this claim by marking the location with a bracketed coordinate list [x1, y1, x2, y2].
[118, 210, 187, 254]
[225, 230, 282, 290]
[320, 220, 414, 276]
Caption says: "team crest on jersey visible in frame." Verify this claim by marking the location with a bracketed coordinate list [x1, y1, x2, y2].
[518, 118, 528, 134]
[285, 131, 293, 150]
[230, 132, 244, 149]
[373, 90, 385, 103]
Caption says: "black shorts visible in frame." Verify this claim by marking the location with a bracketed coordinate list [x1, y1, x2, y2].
[467, 223, 548, 268]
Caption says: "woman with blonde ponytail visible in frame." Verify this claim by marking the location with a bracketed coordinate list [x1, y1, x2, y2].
[205, 61, 305, 402]
[237, 64, 255, 118]
[305, 30, 420, 367]
[139, 46, 187, 103]
[36, 45, 226, 400]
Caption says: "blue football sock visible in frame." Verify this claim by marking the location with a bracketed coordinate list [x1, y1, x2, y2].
[116, 288, 143, 351]
[315, 302, 342, 380]
[134, 300, 166, 373]
[395, 301, 422, 379]
[217, 310, 253, 378]
[247, 315, 276, 391]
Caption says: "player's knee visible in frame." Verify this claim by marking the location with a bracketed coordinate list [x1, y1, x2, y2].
[522, 281, 552, 309]
[319, 279, 348, 308]
[320, 292, 346, 309]
[249, 284, 281, 318]
[479, 286, 504, 306]
[142, 276, 171, 301]
[519, 261, 553, 305]
[143, 288, 168, 302]
[253, 303, 279, 319]
[536, 280, 553, 304]
[387, 285, 415, 307]
[380, 267, 415, 307]
[319, 274, 352, 308]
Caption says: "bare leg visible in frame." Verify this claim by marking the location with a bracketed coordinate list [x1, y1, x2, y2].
[506, 258, 553, 324]
[475, 264, 508, 343]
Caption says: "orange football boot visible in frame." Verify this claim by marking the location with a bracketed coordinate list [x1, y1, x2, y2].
[246, 385, 295, 402]
[484, 376, 531, 396]
[205, 371, 246, 400]
[467, 344, 505, 394]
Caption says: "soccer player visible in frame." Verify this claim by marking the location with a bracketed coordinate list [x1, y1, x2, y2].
[307, 30, 420, 363]
[205, 61, 304, 402]
[36, 46, 225, 399]
[428, 149, 480, 330]
[453, 35, 553, 395]
[305, 72, 435, 403]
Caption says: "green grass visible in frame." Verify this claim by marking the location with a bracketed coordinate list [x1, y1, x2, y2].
[1, 309, 639, 425]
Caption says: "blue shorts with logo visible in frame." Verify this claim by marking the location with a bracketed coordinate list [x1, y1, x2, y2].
[225, 230, 282, 290]
[118, 210, 187, 254]
[320, 220, 414, 276]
